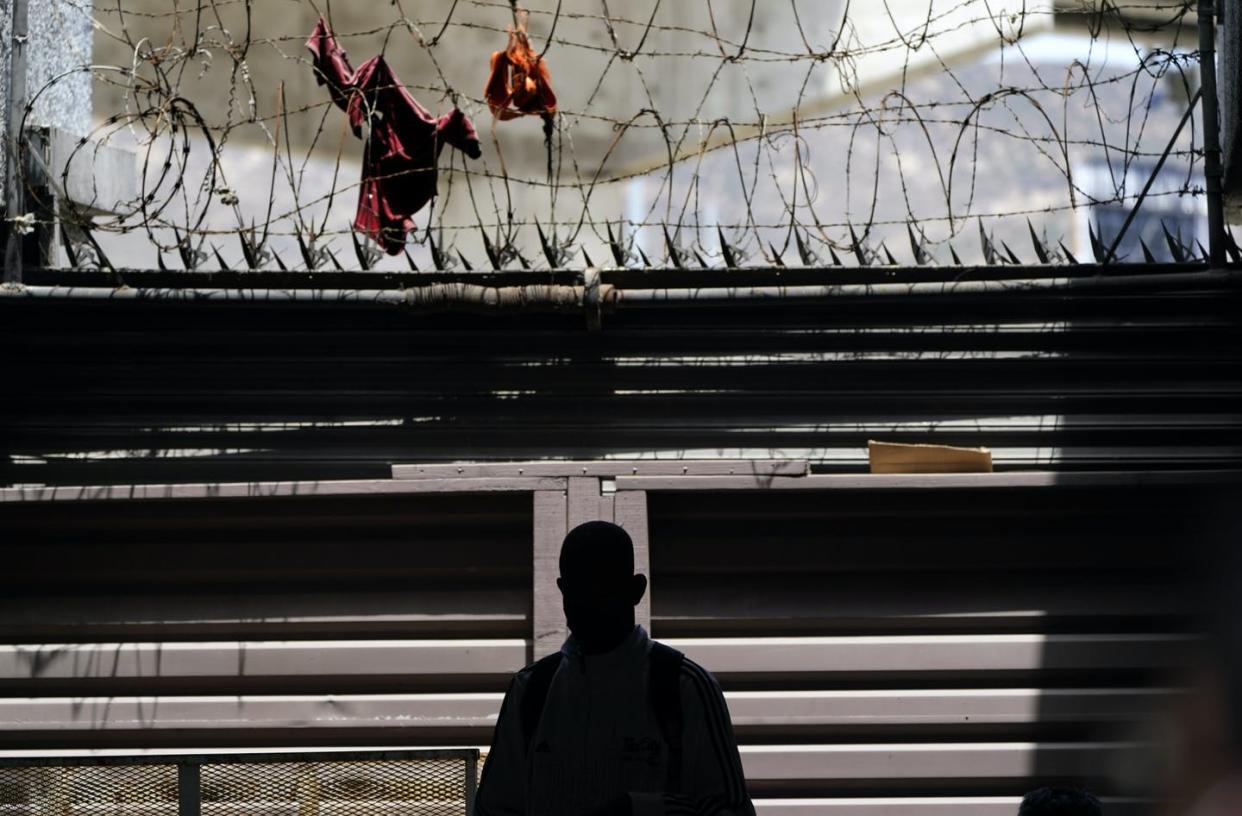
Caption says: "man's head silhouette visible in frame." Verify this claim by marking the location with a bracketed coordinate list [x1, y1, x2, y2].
[1017, 788, 1102, 816]
[557, 520, 648, 655]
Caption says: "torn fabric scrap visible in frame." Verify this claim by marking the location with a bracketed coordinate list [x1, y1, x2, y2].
[307, 18, 481, 255]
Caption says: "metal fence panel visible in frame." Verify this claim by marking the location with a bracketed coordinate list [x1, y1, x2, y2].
[0, 752, 478, 816]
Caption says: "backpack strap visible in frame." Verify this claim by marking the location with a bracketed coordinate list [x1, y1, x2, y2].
[520, 652, 564, 751]
[648, 641, 685, 793]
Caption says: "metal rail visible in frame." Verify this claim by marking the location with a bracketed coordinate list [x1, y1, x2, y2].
[0, 268, 1236, 314]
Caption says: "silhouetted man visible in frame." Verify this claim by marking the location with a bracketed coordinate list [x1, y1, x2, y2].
[1017, 788, 1102, 816]
[477, 520, 754, 816]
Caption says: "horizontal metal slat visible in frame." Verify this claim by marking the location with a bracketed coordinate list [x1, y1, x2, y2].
[12, 423, 1242, 460]
[0, 689, 1174, 735]
[751, 798, 1149, 816]
[740, 742, 1146, 782]
[0, 641, 527, 686]
[0, 478, 559, 504]
[14, 322, 1240, 357]
[668, 635, 1192, 676]
[0, 636, 1190, 689]
[0, 590, 531, 641]
[653, 573, 1191, 635]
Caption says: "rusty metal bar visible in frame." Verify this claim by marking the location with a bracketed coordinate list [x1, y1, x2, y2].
[1, 269, 1235, 310]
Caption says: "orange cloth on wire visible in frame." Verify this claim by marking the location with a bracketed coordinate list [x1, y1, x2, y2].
[484, 11, 558, 120]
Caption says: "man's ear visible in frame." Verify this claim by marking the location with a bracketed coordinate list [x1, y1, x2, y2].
[631, 574, 648, 605]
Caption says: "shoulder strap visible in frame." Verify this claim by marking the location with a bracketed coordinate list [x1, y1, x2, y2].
[520, 652, 564, 750]
[649, 641, 685, 793]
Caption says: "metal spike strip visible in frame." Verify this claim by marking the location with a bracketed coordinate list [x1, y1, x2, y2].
[238, 231, 259, 269]
[608, 222, 627, 268]
[907, 224, 928, 266]
[296, 232, 318, 271]
[795, 231, 816, 266]
[719, 227, 738, 269]
[173, 227, 194, 271]
[1027, 220, 1050, 265]
[1087, 224, 1105, 264]
[212, 245, 232, 272]
[663, 226, 685, 269]
[1225, 228, 1242, 264]
[479, 229, 502, 269]
[1059, 241, 1079, 265]
[428, 232, 447, 271]
[848, 226, 868, 267]
[536, 220, 561, 269]
[1161, 220, 1186, 263]
[352, 231, 372, 271]
[978, 220, 999, 265]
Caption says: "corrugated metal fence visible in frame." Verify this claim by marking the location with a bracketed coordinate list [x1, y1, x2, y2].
[2, 262, 1240, 815]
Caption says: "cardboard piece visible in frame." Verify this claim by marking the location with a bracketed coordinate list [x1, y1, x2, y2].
[868, 440, 993, 474]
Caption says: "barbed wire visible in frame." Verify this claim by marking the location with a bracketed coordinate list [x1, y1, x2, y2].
[12, 0, 1220, 273]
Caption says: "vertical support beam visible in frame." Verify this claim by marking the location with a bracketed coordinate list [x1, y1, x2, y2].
[534, 479, 653, 656]
[177, 763, 201, 816]
[614, 490, 651, 633]
[465, 751, 479, 816]
[567, 477, 600, 529]
[3, 0, 29, 284]
[533, 489, 568, 660]
[1200, 0, 1227, 267]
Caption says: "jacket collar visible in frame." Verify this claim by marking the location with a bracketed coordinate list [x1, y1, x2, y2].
[562, 625, 650, 672]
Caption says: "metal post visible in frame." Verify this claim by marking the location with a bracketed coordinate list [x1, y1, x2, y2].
[1199, 0, 1227, 267]
[177, 763, 202, 816]
[3, 0, 29, 284]
[464, 750, 479, 816]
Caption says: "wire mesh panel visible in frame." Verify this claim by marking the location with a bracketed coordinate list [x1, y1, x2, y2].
[0, 763, 179, 816]
[200, 758, 471, 816]
[0, 753, 477, 816]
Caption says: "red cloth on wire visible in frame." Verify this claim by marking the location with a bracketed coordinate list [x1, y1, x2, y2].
[307, 19, 481, 255]
[484, 10, 557, 121]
